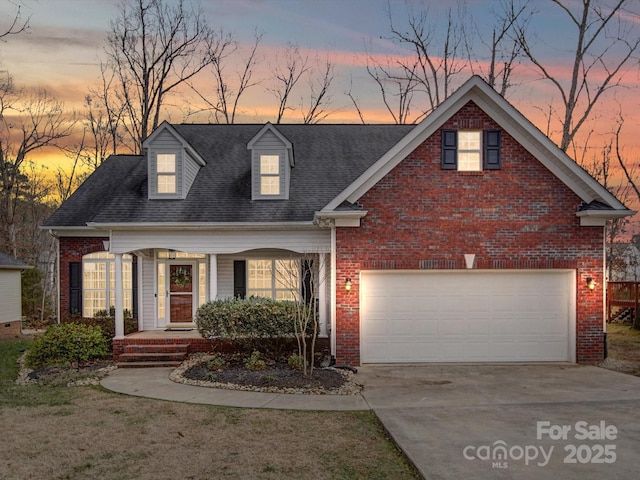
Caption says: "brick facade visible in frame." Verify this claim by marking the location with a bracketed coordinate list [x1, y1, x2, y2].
[335, 101, 604, 366]
[59, 237, 108, 317]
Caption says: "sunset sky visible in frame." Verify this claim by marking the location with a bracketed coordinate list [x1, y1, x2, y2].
[0, 0, 639, 223]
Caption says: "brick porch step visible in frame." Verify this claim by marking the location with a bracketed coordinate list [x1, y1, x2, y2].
[123, 344, 189, 354]
[117, 360, 184, 368]
[117, 343, 188, 368]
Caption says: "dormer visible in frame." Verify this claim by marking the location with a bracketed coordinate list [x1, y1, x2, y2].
[247, 123, 294, 200]
[143, 121, 206, 200]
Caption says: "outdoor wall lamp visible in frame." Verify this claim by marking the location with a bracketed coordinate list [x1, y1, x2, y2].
[586, 277, 596, 291]
[168, 249, 176, 260]
[345, 278, 352, 292]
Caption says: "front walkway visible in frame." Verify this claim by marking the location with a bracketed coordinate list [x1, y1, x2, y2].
[100, 367, 369, 411]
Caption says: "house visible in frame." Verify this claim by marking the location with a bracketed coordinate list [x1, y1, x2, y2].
[607, 242, 640, 281]
[0, 251, 31, 339]
[43, 76, 633, 365]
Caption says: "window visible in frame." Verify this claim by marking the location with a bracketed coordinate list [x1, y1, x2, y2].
[247, 259, 299, 301]
[442, 129, 501, 171]
[157, 153, 176, 194]
[457, 131, 482, 171]
[259, 155, 280, 195]
[82, 252, 133, 317]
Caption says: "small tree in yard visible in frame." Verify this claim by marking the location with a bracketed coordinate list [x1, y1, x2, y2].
[277, 254, 325, 376]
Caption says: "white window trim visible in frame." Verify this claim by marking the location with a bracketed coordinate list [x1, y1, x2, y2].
[247, 259, 300, 301]
[259, 154, 281, 196]
[156, 152, 177, 194]
[82, 252, 133, 317]
[457, 130, 482, 172]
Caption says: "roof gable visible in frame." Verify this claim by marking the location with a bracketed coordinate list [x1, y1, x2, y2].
[247, 122, 294, 166]
[322, 76, 632, 220]
[143, 121, 206, 166]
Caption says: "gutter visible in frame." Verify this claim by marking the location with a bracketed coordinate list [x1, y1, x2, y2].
[85, 221, 322, 231]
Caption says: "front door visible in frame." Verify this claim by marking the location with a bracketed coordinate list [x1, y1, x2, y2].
[168, 264, 194, 323]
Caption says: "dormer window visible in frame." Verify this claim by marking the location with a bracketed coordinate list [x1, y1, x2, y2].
[143, 121, 206, 200]
[247, 123, 294, 200]
[260, 154, 281, 195]
[157, 153, 177, 194]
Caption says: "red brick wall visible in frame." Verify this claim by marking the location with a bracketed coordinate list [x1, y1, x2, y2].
[335, 101, 604, 366]
[59, 237, 108, 318]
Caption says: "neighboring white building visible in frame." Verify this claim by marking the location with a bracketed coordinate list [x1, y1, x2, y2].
[0, 252, 31, 338]
[607, 243, 640, 281]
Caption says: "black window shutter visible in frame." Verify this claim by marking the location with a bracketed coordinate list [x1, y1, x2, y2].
[132, 259, 138, 319]
[233, 260, 246, 299]
[441, 130, 457, 169]
[484, 130, 501, 169]
[69, 262, 82, 314]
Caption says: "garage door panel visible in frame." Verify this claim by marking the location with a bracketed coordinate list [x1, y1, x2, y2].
[361, 271, 572, 363]
[413, 319, 438, 335]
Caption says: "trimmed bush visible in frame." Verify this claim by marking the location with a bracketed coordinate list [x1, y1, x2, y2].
[61, 316, 138, 351]
[25, 323, 108, 369]
[195, 298, 313, 357]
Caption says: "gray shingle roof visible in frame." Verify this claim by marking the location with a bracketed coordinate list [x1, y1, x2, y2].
[43, 124, 414, 227]
[0, 252, 29, 269]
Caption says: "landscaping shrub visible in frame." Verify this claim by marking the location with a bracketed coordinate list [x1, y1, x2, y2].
[61, 316, 138, 351]
[195, 298, 313, 357]
[244, 351, 266, 371]
[25, 323, 108, 369]
[288, 353, 304, 370]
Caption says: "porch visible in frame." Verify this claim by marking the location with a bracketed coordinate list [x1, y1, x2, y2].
[607, 281, 640, 325]
[112, 329, 331, 368]
[112, 330, 220, 367]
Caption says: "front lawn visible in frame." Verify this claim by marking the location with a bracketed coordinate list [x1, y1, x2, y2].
[0, 339, 419, 480]
[603, 323, 640, 376]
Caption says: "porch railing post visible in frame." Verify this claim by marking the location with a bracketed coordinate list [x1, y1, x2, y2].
[114, 253, 124, 338]
[209, 254, 218, 302]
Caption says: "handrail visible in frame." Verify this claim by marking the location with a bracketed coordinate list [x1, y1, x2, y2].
[607, 281, 640, 323]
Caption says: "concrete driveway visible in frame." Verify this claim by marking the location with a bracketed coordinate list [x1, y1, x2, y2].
[358, 364, 640, 479]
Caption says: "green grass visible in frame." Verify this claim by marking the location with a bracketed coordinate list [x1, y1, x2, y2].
[0, 339, 74, 408]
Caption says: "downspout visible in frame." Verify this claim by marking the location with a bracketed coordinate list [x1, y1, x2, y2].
[137, 255, 143, 332]
[52, 231, 60, 324]
[330, 221, 337, 359]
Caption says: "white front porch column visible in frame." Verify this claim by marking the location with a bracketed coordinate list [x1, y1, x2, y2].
[114, 253, 124, 338]
[209, 254, 218, 301]
[319, 253, 328, 337]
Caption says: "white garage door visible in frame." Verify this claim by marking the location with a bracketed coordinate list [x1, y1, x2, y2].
[360, 271, 574, 363]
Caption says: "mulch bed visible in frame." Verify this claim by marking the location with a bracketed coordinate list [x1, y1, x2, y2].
[184, 359, 346, 390]
[172, 354, 361, 395]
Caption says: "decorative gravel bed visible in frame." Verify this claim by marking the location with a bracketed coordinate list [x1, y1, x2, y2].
[170, 354, 362, 395]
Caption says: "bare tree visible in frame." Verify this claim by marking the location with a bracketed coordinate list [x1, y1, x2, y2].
[365, 57, 418, 124]
[462, 0, 533, 96]
[301, 57, 335, 124]
[0, 2, 29, 40]
[517, 0, 640, 152]
[187, 30, 262, 124]
[345, 77, 367, 125]
[92, 64, 128, 155]
[277, 254, 326, 376]
[0, 77, 74, 257]
[104, 0, 215, 152]
[268, 43, 309, 123]
[387, 3, 466, 117]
